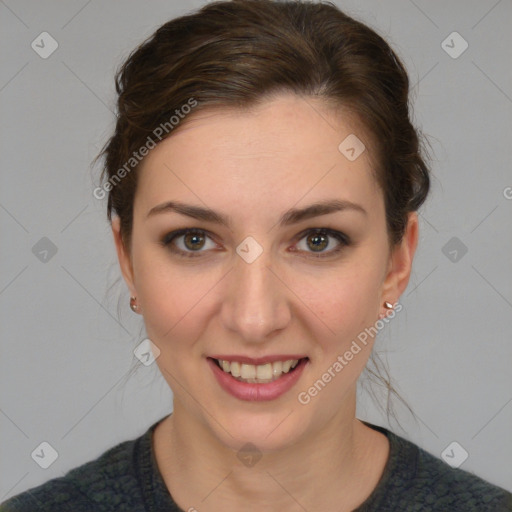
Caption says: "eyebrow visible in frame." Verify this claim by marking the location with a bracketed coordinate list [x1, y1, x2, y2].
[146, 198, 367, 227]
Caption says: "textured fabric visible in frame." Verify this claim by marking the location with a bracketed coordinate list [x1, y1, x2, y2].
[1, 414, 511, 511]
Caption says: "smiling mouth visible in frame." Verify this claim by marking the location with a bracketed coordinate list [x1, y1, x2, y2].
[209, 357, 309, 384]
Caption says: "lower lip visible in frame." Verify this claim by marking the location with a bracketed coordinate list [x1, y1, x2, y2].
[207, 357, 308, 401]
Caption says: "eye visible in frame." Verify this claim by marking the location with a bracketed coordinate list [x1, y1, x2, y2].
[161, 227, 350, 260]
[160, 228, 218, 258]
[292, 228, 350, 258]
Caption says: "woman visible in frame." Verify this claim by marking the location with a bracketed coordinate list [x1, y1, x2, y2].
[2, 0, 511, 510]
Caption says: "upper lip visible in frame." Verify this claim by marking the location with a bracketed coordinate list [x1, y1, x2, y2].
[209, 355, 308, 365]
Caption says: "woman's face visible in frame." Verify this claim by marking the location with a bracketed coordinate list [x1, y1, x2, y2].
[113, 93, 417, 451]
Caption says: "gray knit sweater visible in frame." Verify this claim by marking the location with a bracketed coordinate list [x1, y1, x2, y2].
[1, 415, 511, 511]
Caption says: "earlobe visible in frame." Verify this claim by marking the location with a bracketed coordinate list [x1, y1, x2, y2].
[111, 216, 136, 296]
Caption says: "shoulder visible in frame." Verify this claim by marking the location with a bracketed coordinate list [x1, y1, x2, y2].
[362, 422, 512, 511]
[0, 434, 146, 512]
[413, 442, 511, 510]
[393, 430, 511, 510]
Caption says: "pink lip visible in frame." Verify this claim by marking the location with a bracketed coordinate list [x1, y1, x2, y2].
[207, 357, 309, 402]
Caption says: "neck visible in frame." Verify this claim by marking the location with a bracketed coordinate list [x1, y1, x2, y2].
[153, 388, 388, 512]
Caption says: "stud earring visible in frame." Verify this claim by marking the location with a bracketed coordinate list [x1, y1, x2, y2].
[130, 296, 139, 313]
[379, 300, 394, 320]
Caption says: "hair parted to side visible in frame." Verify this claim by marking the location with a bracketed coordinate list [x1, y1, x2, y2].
[96, 0, 430, 429]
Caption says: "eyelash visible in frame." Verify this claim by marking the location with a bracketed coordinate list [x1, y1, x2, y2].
[159, 228, 351, 259]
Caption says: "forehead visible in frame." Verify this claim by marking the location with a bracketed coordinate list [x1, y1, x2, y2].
[135, 94, 381, 221]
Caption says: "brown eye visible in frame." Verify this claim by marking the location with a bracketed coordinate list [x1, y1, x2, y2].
[161, 227, 350, 260]
[161, 228, 218, 258]
[294, 228, 350, 258]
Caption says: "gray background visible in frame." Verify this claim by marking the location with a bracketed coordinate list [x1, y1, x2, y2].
[1, 0, 511, 500]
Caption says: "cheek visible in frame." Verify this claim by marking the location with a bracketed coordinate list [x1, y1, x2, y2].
[133, 231, 386, 360]
[131, 248, 179, 325]
[290, 257, 383, 349]
[136, 265, 210, 383]
[293, 265, 383, 407]
[132, 249, 222, 355]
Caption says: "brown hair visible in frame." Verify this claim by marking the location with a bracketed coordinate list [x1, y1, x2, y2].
[97, 0, 430, 427]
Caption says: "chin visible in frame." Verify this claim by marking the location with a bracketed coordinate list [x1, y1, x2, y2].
[203, 404, 311, 455]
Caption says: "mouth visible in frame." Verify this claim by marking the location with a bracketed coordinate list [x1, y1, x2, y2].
[208, 356, 309, 384]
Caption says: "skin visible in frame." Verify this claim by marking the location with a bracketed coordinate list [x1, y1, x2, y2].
[112, 93, 418, 511]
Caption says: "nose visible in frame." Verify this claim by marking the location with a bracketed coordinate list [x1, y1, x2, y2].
[220, 250, 291, 343]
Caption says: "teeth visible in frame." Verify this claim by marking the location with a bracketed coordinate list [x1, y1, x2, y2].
[272, 361, 282, 376]
[257, 363, 272, 380]
[282, 360, 292, 373]
[240, 363, 256, 379]
[230, 361, 241, 378]
[216, 358, 301, 383]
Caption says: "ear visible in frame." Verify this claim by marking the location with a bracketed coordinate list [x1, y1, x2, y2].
[111, 216, 137, 297]
[380, 212, 419, 307]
